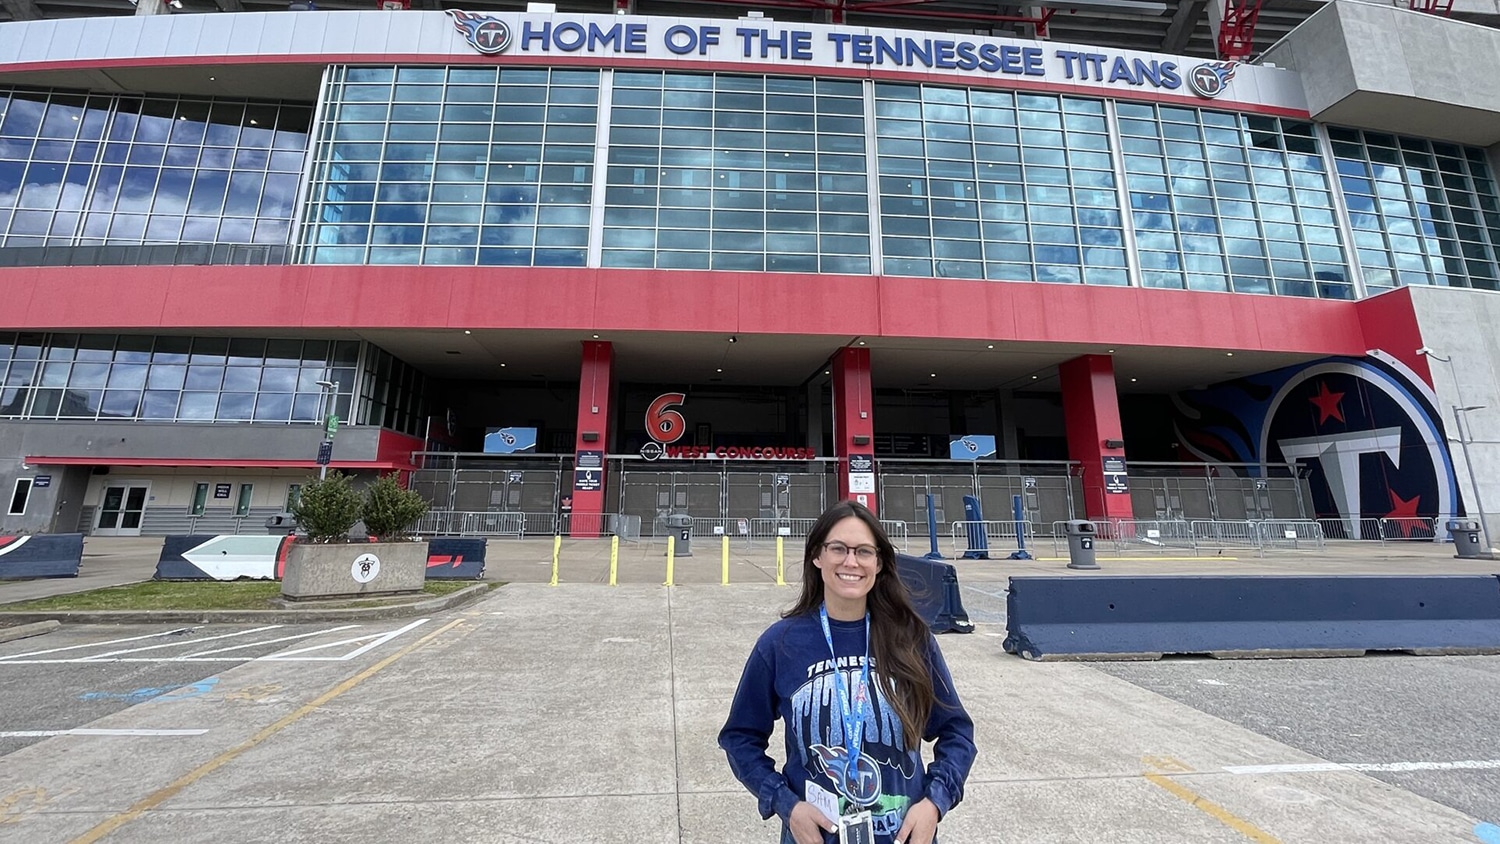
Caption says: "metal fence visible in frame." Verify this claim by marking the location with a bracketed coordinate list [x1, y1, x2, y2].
[1047, 518, 1332, 556]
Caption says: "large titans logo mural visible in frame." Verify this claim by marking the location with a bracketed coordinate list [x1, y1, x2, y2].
[1172, 354, 1460, 524]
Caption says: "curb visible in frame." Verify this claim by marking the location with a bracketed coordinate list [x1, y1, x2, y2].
[0, 619, 60, 643]
[0, 583, 493, 625]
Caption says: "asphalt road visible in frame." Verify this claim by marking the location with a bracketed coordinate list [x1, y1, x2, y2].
[1097, 655, 1500, 830]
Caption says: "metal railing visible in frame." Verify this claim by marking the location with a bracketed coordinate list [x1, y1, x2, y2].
[1191, 519, 1262, 551]
[1257, 520, 1326, 550]
[1316, 517, 1384, 542]
[414, 510, 526, 537]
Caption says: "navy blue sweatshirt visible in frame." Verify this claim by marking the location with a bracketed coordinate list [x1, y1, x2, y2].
[719, 612, 977, 843]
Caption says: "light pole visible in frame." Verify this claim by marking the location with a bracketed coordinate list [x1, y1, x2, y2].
[315, 379, 340, 480]
[1416, 347, 1491, 552]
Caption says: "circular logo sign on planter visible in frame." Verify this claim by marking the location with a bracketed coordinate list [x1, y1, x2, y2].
[351, 553, 381, 584]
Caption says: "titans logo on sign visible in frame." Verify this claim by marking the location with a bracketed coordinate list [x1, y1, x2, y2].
[1171, 355, 1459, 527]
[1187, 61, 1237, 99]
[447, 10, 512, 55]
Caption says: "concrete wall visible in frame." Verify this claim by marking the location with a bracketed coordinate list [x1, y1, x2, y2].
[0, 421, 385, 534]
[1408, 286, 1500, 547]
[1263, 0, 1500, 146]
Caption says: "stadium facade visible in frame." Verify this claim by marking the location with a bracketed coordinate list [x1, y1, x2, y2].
[0, 2, 1496, 547]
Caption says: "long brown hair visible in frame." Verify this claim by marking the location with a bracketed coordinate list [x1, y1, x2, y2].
[785, 500, 934, 748]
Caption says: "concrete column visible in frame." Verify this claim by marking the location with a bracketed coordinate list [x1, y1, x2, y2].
[570, 340, 613, 537]
[832, 346, 877, 515]
[997, 390, 1020, 460]
[1060, 354, 1133, 522]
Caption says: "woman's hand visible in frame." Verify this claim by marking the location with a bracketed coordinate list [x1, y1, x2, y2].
[788, 801, 837, 844]
[895, 798, 941, 844]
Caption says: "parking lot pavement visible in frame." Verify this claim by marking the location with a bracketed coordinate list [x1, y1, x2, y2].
[0, 620, 436, 757]
[0, 585, 1495, 843]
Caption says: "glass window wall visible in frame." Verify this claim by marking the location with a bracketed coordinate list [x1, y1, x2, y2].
[602, 73, 870, 274]
[0, 89, 310, 249]
[302, 67, 599, 266]
[0, 333, 374, 427]
[1328, 128, 1500, 291]
[1117, 103, 1351, 299]
[874, 85, 1126, 285]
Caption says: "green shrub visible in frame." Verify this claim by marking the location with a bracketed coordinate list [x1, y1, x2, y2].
[361, 473, 429, 541]
[290, 472, 362, 543]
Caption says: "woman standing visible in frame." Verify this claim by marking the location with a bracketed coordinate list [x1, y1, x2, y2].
[719, 501, 976, 844]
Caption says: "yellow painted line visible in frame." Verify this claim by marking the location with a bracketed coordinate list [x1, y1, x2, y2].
[1141, 757, 1281, 844]
[68, 617, 466, 844]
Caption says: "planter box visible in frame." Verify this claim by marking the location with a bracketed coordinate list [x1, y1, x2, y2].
[281, 541, 429, 601]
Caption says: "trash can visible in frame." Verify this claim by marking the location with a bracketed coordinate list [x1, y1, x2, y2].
[666, 513, 693, 557]
[264, 513, 295, 535]
[1063, 519, 1100, 570]
[1448, 519, 1484, 559]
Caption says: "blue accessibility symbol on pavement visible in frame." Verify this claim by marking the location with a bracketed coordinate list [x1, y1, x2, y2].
[1475, 822, 1500, 844]
[80, 677, 218, 704]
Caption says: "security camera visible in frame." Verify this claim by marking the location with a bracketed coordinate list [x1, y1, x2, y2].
[1415, 346, 1434, 357]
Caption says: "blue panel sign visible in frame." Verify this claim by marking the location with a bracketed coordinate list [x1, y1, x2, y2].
[949, 435, 996, 461]
[576, 449, 603, 469]
[32, 475, 51, 488]
[484, 427, 539, 454]
[849, 454, 874, 473]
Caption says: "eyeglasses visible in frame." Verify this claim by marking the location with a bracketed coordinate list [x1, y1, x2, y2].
[822, 541, 878, 562]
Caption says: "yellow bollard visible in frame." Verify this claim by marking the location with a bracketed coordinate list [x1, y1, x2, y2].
[664, 534, 676, 587]
[609, 535, 619, 587]
[550, 534, 561, 586]
[776, 536, 786, 586]
[722, 534, 730, 586]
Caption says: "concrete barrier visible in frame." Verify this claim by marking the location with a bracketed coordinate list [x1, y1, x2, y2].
[895, 553, 974, 634]
[158, 535, 486, 581]
[154, 535, 291, 580]
[425, 537, 486, 579]
[1003, 575, 1500, 661]
[0, 534, 84, 579]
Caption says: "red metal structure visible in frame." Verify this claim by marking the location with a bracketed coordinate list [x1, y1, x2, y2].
[1408, 0, 1454, 15]
[1217, 0, 1264, 60]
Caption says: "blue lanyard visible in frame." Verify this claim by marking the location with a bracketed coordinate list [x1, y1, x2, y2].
[818, 604, 871, 800]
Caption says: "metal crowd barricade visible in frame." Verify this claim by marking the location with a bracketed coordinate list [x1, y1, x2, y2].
[949, 520, 1034, 557]
[1109, 519, 1196, 553]
[1191, 520, 1262, 553]
[1257, 519, 1326, 550]
[414, 510, 526, 538]
[880, 520, 910, 552]
[1379, 516, 1439, 542]
[747, 518, 817, 540]
[1316, 517, 1384, 542]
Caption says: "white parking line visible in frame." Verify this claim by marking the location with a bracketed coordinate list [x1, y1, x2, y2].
[259, 618, 430, 662]
[182, 625, 360, 658]
[0, 729, 208, 738]
[0, 627, 200, 661]
[0, 620, 432, 664]
[81, 625, 284, 660]
[1225, 759, 1500, 775]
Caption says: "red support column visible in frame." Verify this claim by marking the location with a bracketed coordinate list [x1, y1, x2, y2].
[570, 340, 613, 538]
[1059, 354, 1133, 523]
[832, 346, 877, 515]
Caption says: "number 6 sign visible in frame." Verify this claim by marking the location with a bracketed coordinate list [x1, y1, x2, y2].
[646, 392, 687, 444]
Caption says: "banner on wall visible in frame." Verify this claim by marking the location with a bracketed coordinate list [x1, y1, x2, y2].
[1170, 355, 1457, 524]
[949, 435, 997, 461]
